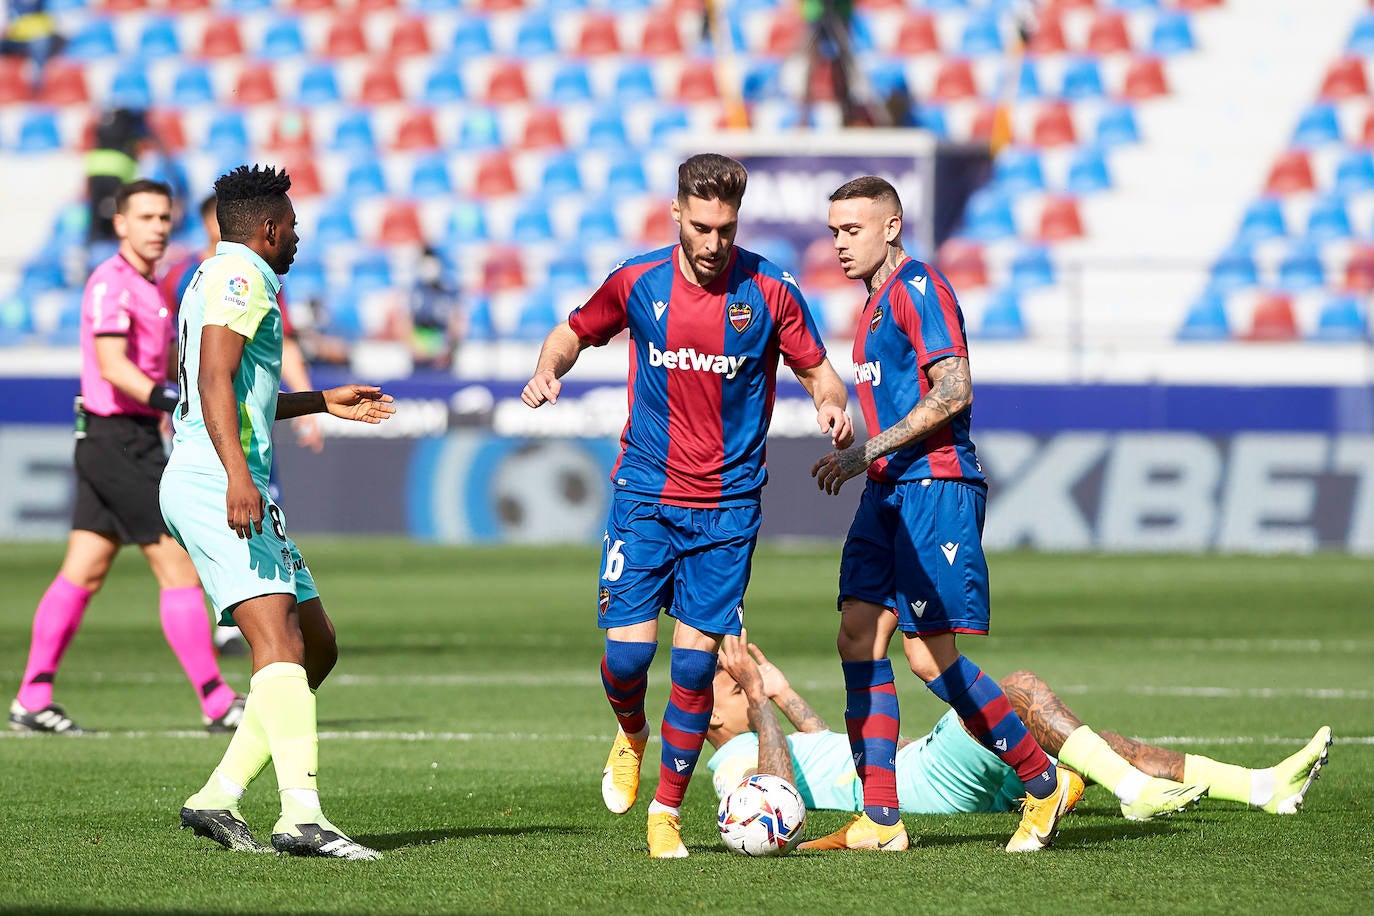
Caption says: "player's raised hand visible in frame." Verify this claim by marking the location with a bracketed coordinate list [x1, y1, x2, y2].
[746, 643, 791, 698]
[225, 472, 264, 539]
[323, 385, 396, 423]
[816, 405, 854, 449]
[521, 369, 561, 408]
[719, 631, 767, 702]
[811, 444, 870, 495]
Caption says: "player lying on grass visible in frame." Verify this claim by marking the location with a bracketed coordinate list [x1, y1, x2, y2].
[706, 632, 1331, 832]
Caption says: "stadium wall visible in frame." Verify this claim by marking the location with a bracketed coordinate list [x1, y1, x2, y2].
[2, 377, 1371, 553]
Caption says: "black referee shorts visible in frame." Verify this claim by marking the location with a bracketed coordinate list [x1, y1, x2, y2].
[72, 413, 171, 546]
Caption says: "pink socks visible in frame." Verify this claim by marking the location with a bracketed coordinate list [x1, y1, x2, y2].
[16, 575, 93, 711]
[160, 586, 236, 720]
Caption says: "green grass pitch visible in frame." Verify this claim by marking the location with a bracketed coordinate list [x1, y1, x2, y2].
[2, 541, 1371, 914]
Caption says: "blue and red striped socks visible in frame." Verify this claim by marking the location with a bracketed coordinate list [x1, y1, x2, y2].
[653, 646, 716, 810]
[842, 659, 902, 826]
[927, 655, 1059, 799]
[600, 638, 656, 737]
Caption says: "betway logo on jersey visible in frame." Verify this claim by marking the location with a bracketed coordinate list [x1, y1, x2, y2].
[647, 341, 747, 379]
[854, 360, 882, 386]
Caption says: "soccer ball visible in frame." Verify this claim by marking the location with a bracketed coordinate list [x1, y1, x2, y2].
[717, 773, 807, 857]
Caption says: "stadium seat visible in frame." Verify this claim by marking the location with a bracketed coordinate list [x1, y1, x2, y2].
[1061, 57, 1106, 99]
[298, 62, 342, 104]
[1278, 242, 1326, 290]
[357, 0, 398, 10]
[584, 111, 629, 149]
[606, 157, 649, 194]
[1306, 195, 1352, 242]
[514, 288, 561, 340]
[1066, 146, 1112, 193]
[511, 198, 555, 242]
[960, 189, 1017, 241]
[1031, 101, 1076, 146]
[677, 60, 719, 102]
[1176, 289, 1231, 340]
[915, 105, 947, 136]
[285, 155, 323, 197]
[992, 147, 1046, 193]
[445, 200, 489, 243]
[1318, 57, 1367, 100]
[1010, 245, 1055, 289]
[895, 11, 939, 54]
[1095, 103, 1141, 145]
[1121, 56, 1169, 99]
[37, 60, 89, 105]
[199, 19, 244, 58]
[359, 62, 404, 104]
[765, 10, 804, 54]
[486, 61, 531, 103]
[1237, 197, 1286, 244]
[548, 62, 593, 102]
[389, 17, 432, 57]
[640, 16, 683, 55]
[422, 65, 465, 104]
[263, 17, 306, 57]
[1264, 150, 1315, 194]
[292, 0, 334, 8]
[0, 58, 29, 104]
[936, 239, 987, 290]
[138, 17, 181, 58]
[577, 202, 619, 242]
[1086, 11, 1132, 53]
[1292, 103, 1342, 147]
[331, 110, 377, 153]
[540, 152, 582, 194]
[640, 205, 675, 245]
[48, 292, 85, 346]
[575, 14, 621, 55]
[315, 199, 359, 243]
[1037, 196, 1084, 241]
[515, 16, 557, 56]
[521, 108, 566, 149]
[393, 109, 440, 150]
[547, 253, 590, 287]
[931, 58, 979, 102]
[285, 258, 326, 302]
[1209, 244, 1259, 292]
[1246, 292, 1299, 341]
[172, 63, 215, 106]
[20, 259, 65, 295]
[206, 110, 251, 153]
[451, 17, 494, 56]
[378, 201, 425, 245]
[409, 153, 452, 196]
[473, 152, 519, 196]
[325, 16, 369, 57]
[481, 246, 526, 291]
[741, 60, 783, 102]
[978, 287, 1027, 339]
[109, 66, 152, 110]
[16, 109, 62, 153]
[66, 18, 118, 59]
[650, 107, 691, 142]
[323, 291, 365, 341]
[233, 67, 278, 105]
[1312, 294, 1366, 341]
[465, 296, 497, 342]
[1014, 59, 1043, 99]
[1347, 12, 1374, 55]
[0, 296, 35, 346]
[224, 0, 272, 10]
[266, 110, 313, 152]
[614, 61, 658, 103]
[1149, 11, 1195, 54]
[145, 109, 186, 150]
[958, 13, 1003, 56]
[1026, 12, 1067, 53]
[344, 159, 388, 198]
[350, 251, 393, 291]
[1344, 245, 1374, 291]
[458, 107, 504, 149]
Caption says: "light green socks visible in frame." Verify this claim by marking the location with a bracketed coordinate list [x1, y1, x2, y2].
[185, 690, 271, 812]
[1058, 725, 1151, 804]
[1184, 754, 1271, 806]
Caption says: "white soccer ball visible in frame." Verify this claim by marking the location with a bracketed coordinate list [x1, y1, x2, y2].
[717, 773, 807, 857]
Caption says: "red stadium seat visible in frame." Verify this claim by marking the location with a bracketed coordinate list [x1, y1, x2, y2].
[473, 152, 519, 197]
[293, 0, 335, 9]
[1246, 293, 1298, 341]
[640, 17, 683, 55]
[1174, 0, 1222, 8]
[1026, 13, 1067, 54]
[477, 0, 524, 10]
[37, 59, 89, 105]
[266, 111, 314, 152]
[0, 57, 30, 104]
[486, 60, 530, 103]
[894, 12, 939, 54]
[388, 17, 432, 58]
[100, 0, 146, 11]
[233, 67, 278, 105]
[640, 205, 676, 245]
[324, 16, 369, 57]
[765, 11, 805, 55]
[166, 0, 210, 10]
[936, 239, 988, 290]
[667, 0, 703, 12]
[930, 58, 978, 102]
[1086, 12, 1132, 54]
[199, 19, 243, 58]
[576, 14, 621, 55]
[677, 60, 719, 102]
[393, 109, 440, 150]
[481, 247, 526, 291]
[968, 102, 1004, 144]
[800, 237, 847, 289]
[1031, 101, 1076, 147]
[1343, 245, 1374, 291]
[146, 109, 186, 150]
[1264, 150, 1315, 194]
[518, 108, 566, 149]
[282, 156, 322, 197]
[805, 59, 838, 102]
[1320, 58, 1368, 100]
[1038, 196, 1084, 241]
[1044, 0, 1095, 11]
[1121, 56, 1169, 99]
[359, 61, 404, 103]
[378, 201, 424, 245]
[357, 0, 397, 10]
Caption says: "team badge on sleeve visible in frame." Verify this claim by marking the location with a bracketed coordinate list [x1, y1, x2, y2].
[728, 301, 753, 332]
[598, 586, 611, 617]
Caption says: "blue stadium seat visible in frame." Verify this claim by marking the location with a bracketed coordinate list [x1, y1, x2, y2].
[1292, 103, 1341, 147]
[1149, 11, 1196, 54]
[1108, 0, 1160, 8]
[285, 259, 326, 303]
[1010, 245, 1055, 289]
[137, 17, 180, 58]
[515, 16, 558, 56]
[109, 66, 152, 110]
[1312, 294, 1367, 341]
[992, 147, 1045, 193]
[48, 292, 84, 346]
[21, 259, 66, 296]
[511, 198, 555, 243]
[1095, 104, 1140, 146]
[584, 111, 628, 149]
[979, 288, 1026, 339]
[331, 110, 377, 153]
[413, 0, 461, 11]
[457, 107, 503, 149]
[960, 189, 1017, 241]
[298, 62, 342, 105]
[0, 296, 34, 346]
[1060, 57, 1106, 99]
[314, 200, 359, 245]
[741, 61, 782, 102]
[866, 59, 911, 103]
[206, 111, 250, 154]
[323, 291, 365, 340]
[224, 0, 273, 11]
[1237, 197, 1287, 244]
[915, 105, 948, 138]
[606, 157, 648, 194]
[350, 251, 393, 292]
[577, 203, 619, 242]
[750, 236, 800, 273]
[549, 62, 593, 103]
[1176, 289, 1231, 341]
[541, 153, 583, 195]
[614, 61, 658, 103]
[1066, 146, 1112, 193]
[410, 154, 453, 196]
[444, 200, 489, 244]
[1209, 244, 1258, 292]
[1348, 12, 1374, 55]
[515, 289, 561, 341]
[649, 107, 691, 143]
[958, 14, 1003, 56]
[263, 17, 307, 58]
[465, 295, 496, 342]
[16, 109, 62, 153]
[1015, 59, 1042, 99]
[47, 0, 87, 12]
[1334, 149, 1374, 194]
[451, 17, 494, 57]
[1277, 242, 1326, 290]
[547, 254, 590, 287]
[422, 64, 466, 104]
[66, 18, 118, 60]
[1306, 195, 1352, 242]
[50, 203, 89, 247]
[344, 160, 388, 198]
[172, 63, 215, 107]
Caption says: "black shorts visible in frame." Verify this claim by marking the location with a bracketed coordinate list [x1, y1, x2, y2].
[72, 413, 170, 545]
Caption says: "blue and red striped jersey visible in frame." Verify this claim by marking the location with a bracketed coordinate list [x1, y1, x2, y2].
[569, 244, 828, 507]
[851, 257, 984, 484]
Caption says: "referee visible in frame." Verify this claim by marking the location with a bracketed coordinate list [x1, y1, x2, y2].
[9, 180, 243, 735]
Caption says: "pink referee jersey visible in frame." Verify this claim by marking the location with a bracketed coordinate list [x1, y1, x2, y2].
[80, 253, 172, 418]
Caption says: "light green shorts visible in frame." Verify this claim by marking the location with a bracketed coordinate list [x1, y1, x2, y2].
[160, 468, 320, 624]
[896, 710, 1026, 814]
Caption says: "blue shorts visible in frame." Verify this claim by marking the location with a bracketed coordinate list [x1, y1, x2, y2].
[160, 468, 320, 625]
[838, 478, 990, 635]
[596, 496, 760, 637]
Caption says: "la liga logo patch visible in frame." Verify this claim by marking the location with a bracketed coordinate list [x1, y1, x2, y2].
[227, 276, 251, 297]
[728, 301, 752, 332]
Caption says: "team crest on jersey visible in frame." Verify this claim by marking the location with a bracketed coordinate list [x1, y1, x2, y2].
[728, 301, 753, 332]
[598, 587, 610, 617]
[869, 304, 885, 334]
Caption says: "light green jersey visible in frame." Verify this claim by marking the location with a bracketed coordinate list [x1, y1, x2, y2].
[169, 241, 283, 489]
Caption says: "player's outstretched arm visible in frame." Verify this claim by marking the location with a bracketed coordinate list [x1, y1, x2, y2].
[522, 321, 589, 408]
[274, 386, 396, 424]
[721, 633, 797, 787]
[200, 325, 261, 540]
[747, 643, 829, 734]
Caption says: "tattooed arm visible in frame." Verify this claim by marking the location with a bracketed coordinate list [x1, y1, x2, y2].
[812, 355, 973, 495]
[746, 643, 830, 734]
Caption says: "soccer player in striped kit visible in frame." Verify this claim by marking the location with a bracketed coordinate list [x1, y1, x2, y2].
[808, 176, 1076, 852]
[522, 153, 854, 858]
